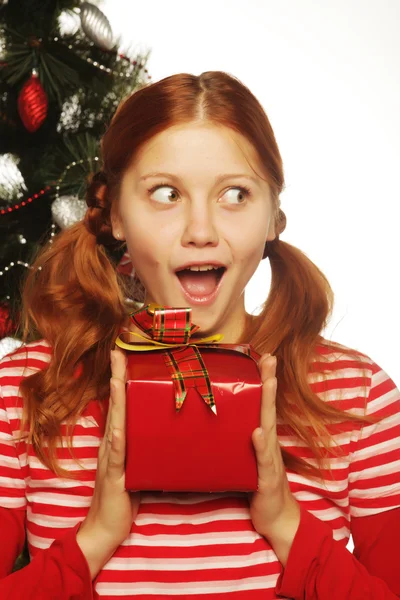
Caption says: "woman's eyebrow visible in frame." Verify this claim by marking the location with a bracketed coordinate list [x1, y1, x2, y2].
[139, 172, 261, 186]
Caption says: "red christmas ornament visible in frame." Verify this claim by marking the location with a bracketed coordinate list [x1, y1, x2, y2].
[18, 72, 48, 132]
[0, 303, 20, 338]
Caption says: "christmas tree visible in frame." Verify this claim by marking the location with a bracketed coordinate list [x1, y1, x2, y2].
[0, 0, 151, 365]
[0, 0, 151, 569]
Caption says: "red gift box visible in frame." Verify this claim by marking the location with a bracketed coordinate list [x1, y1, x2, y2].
[116, 303, 262, 493]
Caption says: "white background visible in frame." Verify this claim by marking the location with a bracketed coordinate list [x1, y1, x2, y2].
[101, 0, 400, 551]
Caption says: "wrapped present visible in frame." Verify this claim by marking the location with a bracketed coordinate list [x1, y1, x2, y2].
[115, 303, 262, 493]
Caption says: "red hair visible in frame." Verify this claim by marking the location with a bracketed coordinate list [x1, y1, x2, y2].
[15, 71, 377, 480]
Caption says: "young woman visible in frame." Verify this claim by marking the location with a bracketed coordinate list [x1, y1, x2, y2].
[0, 71, 399, 599]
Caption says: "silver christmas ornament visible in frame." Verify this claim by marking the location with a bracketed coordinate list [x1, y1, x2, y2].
[51, 195, 87, 229]
[0, 337, 23, 361]
[80, 2, 115, 51]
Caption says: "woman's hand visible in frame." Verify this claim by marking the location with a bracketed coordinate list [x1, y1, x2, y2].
[76, 346, 141, 578]
[248, 354, 301, 565]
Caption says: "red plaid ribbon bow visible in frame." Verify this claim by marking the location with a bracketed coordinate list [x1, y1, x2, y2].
[115, 303, 259, 414]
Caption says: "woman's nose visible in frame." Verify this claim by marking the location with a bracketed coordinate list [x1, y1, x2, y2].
[180, 205, 219, 249]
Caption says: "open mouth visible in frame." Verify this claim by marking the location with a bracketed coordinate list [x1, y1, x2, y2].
[175, 266, 227, 303]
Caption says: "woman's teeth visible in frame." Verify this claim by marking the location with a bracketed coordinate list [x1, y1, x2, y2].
[185, 265, 222, 272]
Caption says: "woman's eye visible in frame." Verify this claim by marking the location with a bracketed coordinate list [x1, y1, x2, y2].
[148, 184, 179, 204]
[222, 187, 251, 204]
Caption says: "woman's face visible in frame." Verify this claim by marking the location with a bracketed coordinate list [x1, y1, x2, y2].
[112, 122, 276, 342]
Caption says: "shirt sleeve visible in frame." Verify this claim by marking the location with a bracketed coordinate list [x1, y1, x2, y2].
[0, 510, 95, 600]
[0, 382, 28, 511]
[275, 505, 399, 598]
[0, 505, 26, 576]
[0, 376, 94, 599]
[275, 358, 400, 598]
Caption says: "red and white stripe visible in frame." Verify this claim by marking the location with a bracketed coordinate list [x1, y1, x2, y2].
[1, 336, 399, 598]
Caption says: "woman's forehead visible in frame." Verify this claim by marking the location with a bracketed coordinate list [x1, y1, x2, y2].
[123, 124, 268, 188]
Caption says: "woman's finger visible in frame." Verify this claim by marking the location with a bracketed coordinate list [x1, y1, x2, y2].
[106, 423, 126, 480]
[102, 349, 126, 446]
[105, 348, 128, 481]
[109, 349, 127, 434]
[254, 355, 278, 446]
[251, 355, 279, 491]
[260, 355, 277, 436]
[111, 347, 127, 381]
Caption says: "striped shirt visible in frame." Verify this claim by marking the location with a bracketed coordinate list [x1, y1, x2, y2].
[0, 336, 399, 598]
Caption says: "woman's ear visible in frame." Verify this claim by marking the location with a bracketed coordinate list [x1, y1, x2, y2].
[111, 221, 123, 241]
[266, 214, 277, 242]
[110, 206, 125, 241]
[266, 207, 286, 241]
